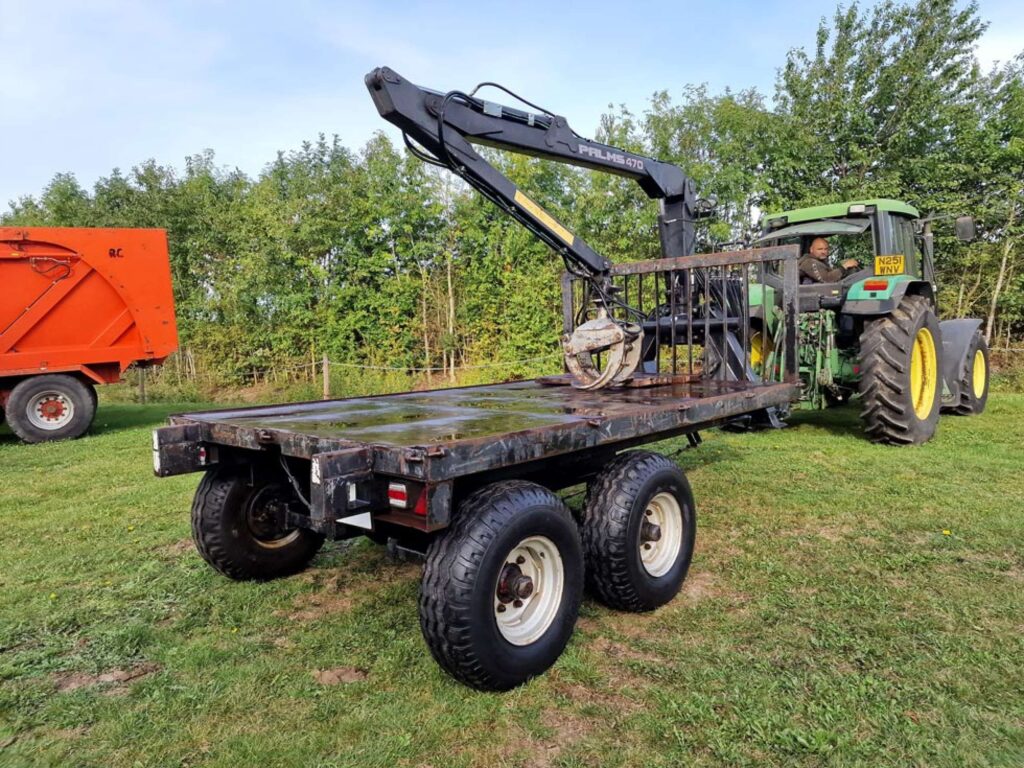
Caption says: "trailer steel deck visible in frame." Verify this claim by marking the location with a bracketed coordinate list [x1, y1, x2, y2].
[155, 376, 797, 535]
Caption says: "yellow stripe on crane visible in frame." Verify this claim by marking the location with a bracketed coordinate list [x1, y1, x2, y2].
[514, 190, 575, 247]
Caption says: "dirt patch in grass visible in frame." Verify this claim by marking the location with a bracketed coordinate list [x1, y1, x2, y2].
[53, 662, 160, 695]
[682, 570, 720, 601]
[495, 710, 596, 768]
[313, 667, 368, 685]
[284, 558, 421, 622]
[589, 636, 662, 665]
[284, 591, 355, 622]
[52, 726, 90, 739]
[157, 538, 194, 558]
[553, 677, 643, 715]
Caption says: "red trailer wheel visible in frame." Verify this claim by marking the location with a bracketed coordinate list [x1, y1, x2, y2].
[6, 375, 96, 443]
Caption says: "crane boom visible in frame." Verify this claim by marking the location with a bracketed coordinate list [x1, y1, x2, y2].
[365, 66, 704, 280]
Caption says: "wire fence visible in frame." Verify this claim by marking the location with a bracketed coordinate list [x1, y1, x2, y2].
[233, 352, 563, 381]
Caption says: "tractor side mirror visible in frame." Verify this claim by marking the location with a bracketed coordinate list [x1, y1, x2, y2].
[955, 216, 976, 242]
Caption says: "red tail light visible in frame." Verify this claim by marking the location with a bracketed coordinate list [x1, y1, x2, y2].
[387, 483, 408, 508]
[863, 279, 889, 291]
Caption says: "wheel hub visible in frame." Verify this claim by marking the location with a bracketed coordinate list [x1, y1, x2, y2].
[972, 348, 986, 398]
[493, 536, 564, 646]
[26, 390, 75, 430]
[910, 326, 937, 420]
[640, 520, 662, 543]
[497, 564, 535, 602]
[244, 487, 301, 549]
[639, 492, 683, 577]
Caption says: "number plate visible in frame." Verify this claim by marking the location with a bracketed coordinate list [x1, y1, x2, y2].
[874, 254, 905, 275]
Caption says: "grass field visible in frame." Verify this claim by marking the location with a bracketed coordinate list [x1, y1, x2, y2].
[1, 396, 1022, 767]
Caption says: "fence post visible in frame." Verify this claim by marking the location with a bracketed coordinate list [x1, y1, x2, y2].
[138, 367, 147, 404]
[322, 354, 330, 400]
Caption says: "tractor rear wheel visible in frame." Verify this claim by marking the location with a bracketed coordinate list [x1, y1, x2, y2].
[858, 294, 941, 445]
[952, 331, 989, 415]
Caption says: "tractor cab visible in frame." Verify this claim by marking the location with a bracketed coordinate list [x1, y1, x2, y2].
[755, 199, 933, 317]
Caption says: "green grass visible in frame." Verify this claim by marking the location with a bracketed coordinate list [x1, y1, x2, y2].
[1, 397, 1022, 767]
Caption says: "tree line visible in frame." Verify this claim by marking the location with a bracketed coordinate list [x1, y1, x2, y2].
[4, 0, 1022, 390]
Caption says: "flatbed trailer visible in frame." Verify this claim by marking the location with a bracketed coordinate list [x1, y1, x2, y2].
[154, 246, 801, 690]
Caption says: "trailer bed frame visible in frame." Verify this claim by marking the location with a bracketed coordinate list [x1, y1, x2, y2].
[155, 375, 797, 537]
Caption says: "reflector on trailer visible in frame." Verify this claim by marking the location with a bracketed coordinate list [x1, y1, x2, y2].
[864, 279, 889, 291]
[387, 482, 408, 508]
[413, 493, 428, 517]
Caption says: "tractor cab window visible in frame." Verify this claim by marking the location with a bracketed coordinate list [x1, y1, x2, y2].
[754, 218, 874, 284]
[827, 232, 874, 272]
[895, 217, 920, 277]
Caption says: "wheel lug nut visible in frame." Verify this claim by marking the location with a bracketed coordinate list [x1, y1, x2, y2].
[643, 543, 652, 550]
[516, 556, 525, 565]
[496, 604, 506, 613]
[513, 599, 523, 608]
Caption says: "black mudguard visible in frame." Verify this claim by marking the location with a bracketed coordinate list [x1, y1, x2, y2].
[939, 318, 983, 404]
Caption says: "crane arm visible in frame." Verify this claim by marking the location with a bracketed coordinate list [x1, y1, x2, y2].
[365, 66, 704, 280]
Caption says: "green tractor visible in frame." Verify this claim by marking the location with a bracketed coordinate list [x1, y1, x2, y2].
[747, 199, 989, 445]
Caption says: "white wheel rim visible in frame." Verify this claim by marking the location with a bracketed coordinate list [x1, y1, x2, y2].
[494, 535, 564, 646]
[26, 390, 75, 430]
[640, 492, 683, 578]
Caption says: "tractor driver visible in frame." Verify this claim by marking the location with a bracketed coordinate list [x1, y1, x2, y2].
[799, 237, 859, 283]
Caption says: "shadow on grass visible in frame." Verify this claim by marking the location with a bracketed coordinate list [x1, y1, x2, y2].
[783, 403, 865, 439]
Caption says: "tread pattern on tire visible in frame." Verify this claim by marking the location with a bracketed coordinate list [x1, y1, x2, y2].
[191, 467, 323, 581]
[581, 450, 685, 612]
[858, 294, 938, 445]
[419, 480, 576, 691]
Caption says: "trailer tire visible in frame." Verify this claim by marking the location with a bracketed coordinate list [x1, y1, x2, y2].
[191, 466, 325, 581]
[420, 481, 583, 691]
[6, 374, 96, 443]
[951, 331, 989, 415]
[581, 451, 696, 612]
[859, 294, 941, 445]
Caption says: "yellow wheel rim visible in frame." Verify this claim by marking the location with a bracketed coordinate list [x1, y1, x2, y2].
[750, 331, 772, 371]
[910, 327, 937, 420]
[972, 348, 986, 398]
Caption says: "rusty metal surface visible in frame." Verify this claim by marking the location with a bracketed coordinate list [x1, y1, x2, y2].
[176, 379, 763, 445]
[169, 377, 796, 476]
[607, 245, 798, 275]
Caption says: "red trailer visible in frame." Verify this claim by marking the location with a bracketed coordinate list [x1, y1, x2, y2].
[1, 227, 178, 442]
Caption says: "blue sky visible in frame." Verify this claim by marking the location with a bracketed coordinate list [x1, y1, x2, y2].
[1, 0, 1021, 208]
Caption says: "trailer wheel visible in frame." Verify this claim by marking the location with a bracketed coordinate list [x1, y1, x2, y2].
[191, 466, 325, 580]
[420, 481, 583, 691]
[5, 374, 96, 443]
[581, 451, 696, 612]
[859, 294, 942, 445]
[951, 331, 989, 415]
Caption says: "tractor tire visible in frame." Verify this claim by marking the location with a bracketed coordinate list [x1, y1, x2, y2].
[419, 480, 583, 691]
[580, 451, 696, 612]
[951, 331, 989, 415]
[191, 466, 325, 580]
[6, 374, 96, 443]
[858, 294, 942, 445]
